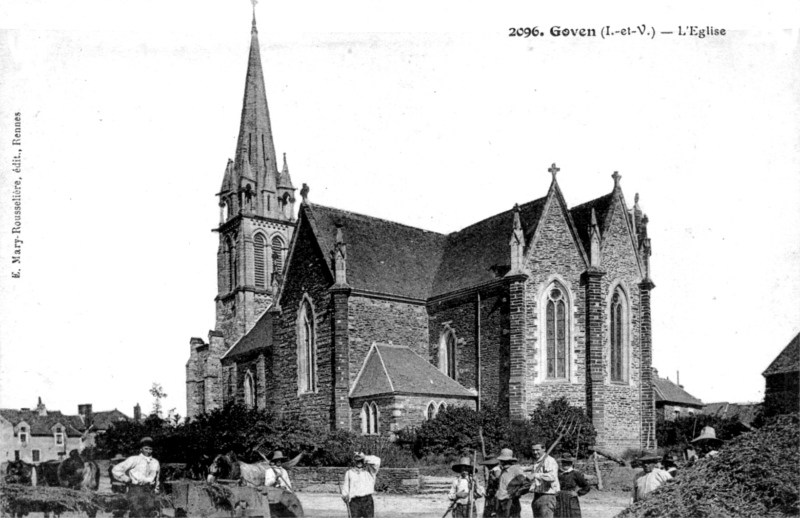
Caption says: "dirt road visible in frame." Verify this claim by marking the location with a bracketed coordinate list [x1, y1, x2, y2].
[301, 490, 630, 518]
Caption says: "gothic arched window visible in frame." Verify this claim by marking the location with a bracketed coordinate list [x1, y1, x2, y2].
[610, 288, 629, 382]
[426, 401, 437, 420]
[361, 402, 379, 435]
[271, 236, 285, 276]
[254, 234, 267, 289]
[439, 330, 457, 380]
[544, 284, 569, 379]
[243, 371, 255, 409]
[297, 299, 316, 393]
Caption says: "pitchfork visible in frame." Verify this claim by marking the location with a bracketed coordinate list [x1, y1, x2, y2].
[544, 415, 579, 459]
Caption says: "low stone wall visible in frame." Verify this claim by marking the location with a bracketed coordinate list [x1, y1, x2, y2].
[292, 467, 420, 494]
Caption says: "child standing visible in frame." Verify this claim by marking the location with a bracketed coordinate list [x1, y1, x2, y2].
[448, 456, 485, 518]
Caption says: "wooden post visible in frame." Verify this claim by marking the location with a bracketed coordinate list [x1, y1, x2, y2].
[593, 452, 604, 490]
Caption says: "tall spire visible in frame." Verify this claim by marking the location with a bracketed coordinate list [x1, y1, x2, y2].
[234, 3, 279, 210]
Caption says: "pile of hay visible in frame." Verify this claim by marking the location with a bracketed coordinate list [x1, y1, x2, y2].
[617, 414, 800, 518]
[0, 484, 102, 516]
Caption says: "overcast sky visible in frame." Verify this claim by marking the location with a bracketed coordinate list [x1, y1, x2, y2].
[1, 1, 798, 418]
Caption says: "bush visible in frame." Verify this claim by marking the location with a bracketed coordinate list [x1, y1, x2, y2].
[656, 413, 750, 455]
[402, 399, 595, 460]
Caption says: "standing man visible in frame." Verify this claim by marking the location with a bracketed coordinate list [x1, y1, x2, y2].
[530, 443, 560, 518]
[112, 437, 161, 518]
[481, 456, 501, 518]
[341, 452, 381, 518]
[264, 450, 292, 491]
[632, 453, 672, 503]
[447, 456, 485, 518]
[494, 449, 524, 518]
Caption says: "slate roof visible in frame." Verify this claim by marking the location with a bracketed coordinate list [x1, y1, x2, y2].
[570, 192, 615, 254]
[431, 198, 547, 296]
[704, 402, 760, 428]
[653, 376, 704, 407]
[89, 409, 130, 431]
[0, 409, 84, 437]
[350, 343, 477, 399]
[304, 203, 448, 300]
[223, 310, 274, 360]
[763, 332, 800, 376]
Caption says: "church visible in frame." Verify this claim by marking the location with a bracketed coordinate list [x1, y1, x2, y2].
[186, 13, 657, 453]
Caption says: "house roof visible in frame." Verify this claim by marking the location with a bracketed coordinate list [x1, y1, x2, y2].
[304, 203, 448, 300]
[0, 409, 84, 437]
[653, 376, 704, 407]
[89, 409, 131, 431]
[222, 310, 274, 360]
[704, 402, 760, 428]
[763, 332, 800, 376]
[350, 343, 477, 399]
[431, 197, 547, 297]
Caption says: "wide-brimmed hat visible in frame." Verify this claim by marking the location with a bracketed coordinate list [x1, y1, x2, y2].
[559, 456, 576, 464]
[496, 448, 517, 462]
[139, 437, 154, 446]
[110, 454, 126, 462]
[691, 426, 723, 444]
[481, 456, 500, 466]
[270, 451, 287, 462]
[452, 457, 474, 472]
[353, 452, 366, 462]
[637, 452, 661, 463]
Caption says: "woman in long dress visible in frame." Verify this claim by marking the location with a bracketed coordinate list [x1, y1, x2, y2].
[555, 456, 590, 518]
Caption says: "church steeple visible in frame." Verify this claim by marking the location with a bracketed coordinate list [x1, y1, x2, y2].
[228, 8, 281, 219]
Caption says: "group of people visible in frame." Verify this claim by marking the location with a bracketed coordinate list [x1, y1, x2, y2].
[445, 445, 591, 518]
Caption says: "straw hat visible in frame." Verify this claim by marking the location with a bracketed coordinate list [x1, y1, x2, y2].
[481, 456, 500, 466]
[691, 426, 723, 445]
[110, 454, 127, 462]
[270, 451, 287, 462]
[451, 457, 474, 472]
[637, 452, 661, 463]
[496, 448, 517, 462]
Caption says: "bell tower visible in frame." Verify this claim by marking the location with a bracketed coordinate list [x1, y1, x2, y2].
[187, 6, 295, 418]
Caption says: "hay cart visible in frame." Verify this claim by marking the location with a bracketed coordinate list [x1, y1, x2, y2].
[162, 481, 303, 518]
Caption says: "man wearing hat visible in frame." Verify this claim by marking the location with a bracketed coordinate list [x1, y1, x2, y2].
[494, 448, 524, 518]
[692, 426, 723, 459]
[264, 450, 292, 490]
[632, 453, 672, 503]
[555, 456, 589, 518]
[530, 442, 560, 518]
[111, 437, 161, 518]
[447, 456, 485, 518]
[481, 456, 501, 518]
[341, 451, 381, 518]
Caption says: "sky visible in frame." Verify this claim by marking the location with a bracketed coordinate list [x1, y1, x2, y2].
[1, 0, 798, 418]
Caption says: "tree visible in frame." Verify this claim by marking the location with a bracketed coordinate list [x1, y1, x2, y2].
[149, 382, 168, 418]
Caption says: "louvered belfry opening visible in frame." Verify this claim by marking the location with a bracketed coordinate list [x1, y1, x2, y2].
[254, 234, 266, 289]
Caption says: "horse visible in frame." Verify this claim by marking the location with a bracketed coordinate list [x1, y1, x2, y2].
[207, 452, 270, 487]
[57, 450, 100, 490]
[5, 459, 37, 486]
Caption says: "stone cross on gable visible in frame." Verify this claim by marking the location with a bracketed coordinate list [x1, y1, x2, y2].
[612, 171, 622, 188]
[548, 163, 560, 178]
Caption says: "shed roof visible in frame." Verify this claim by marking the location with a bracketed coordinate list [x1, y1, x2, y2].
[653, 376, 704, 407]
[350, 343, 476, 399]
[704, 402, 760, 428]
[763, 332, 800, 376]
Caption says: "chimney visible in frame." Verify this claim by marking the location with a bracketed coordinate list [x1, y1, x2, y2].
[36, 397, 47, 417]
[78, 404, 93, 427]
[133, 403, 141, 422]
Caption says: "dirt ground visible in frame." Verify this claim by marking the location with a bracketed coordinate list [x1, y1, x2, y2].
[6, 490, 631, 518]
[300, 491, 630, 518]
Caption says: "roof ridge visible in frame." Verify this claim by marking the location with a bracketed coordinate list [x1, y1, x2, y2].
[449, 197, 547, 236]
[374, 346, 395, 392]
[307, 203, 446, 236]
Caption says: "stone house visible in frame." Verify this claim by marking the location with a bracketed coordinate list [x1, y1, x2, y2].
[186, 15, 657, 453]
[762, 332, 799, 415]
[0, 399, 130, 464]
[652, 370, 704, 420]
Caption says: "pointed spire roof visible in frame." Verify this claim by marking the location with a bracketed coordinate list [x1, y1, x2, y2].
[233, 12, 279, 193]
[220, 159, 234, 193]
[278, 152, 295, 189]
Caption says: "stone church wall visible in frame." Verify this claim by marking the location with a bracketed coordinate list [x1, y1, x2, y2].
[524, 199, 589, 413]
[427, 287, 510, 413]
[347, 296, 429, 388]
[350, 395, 475, 437]
[266, 220, 335, 425]
[595, 197, 646, 451]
